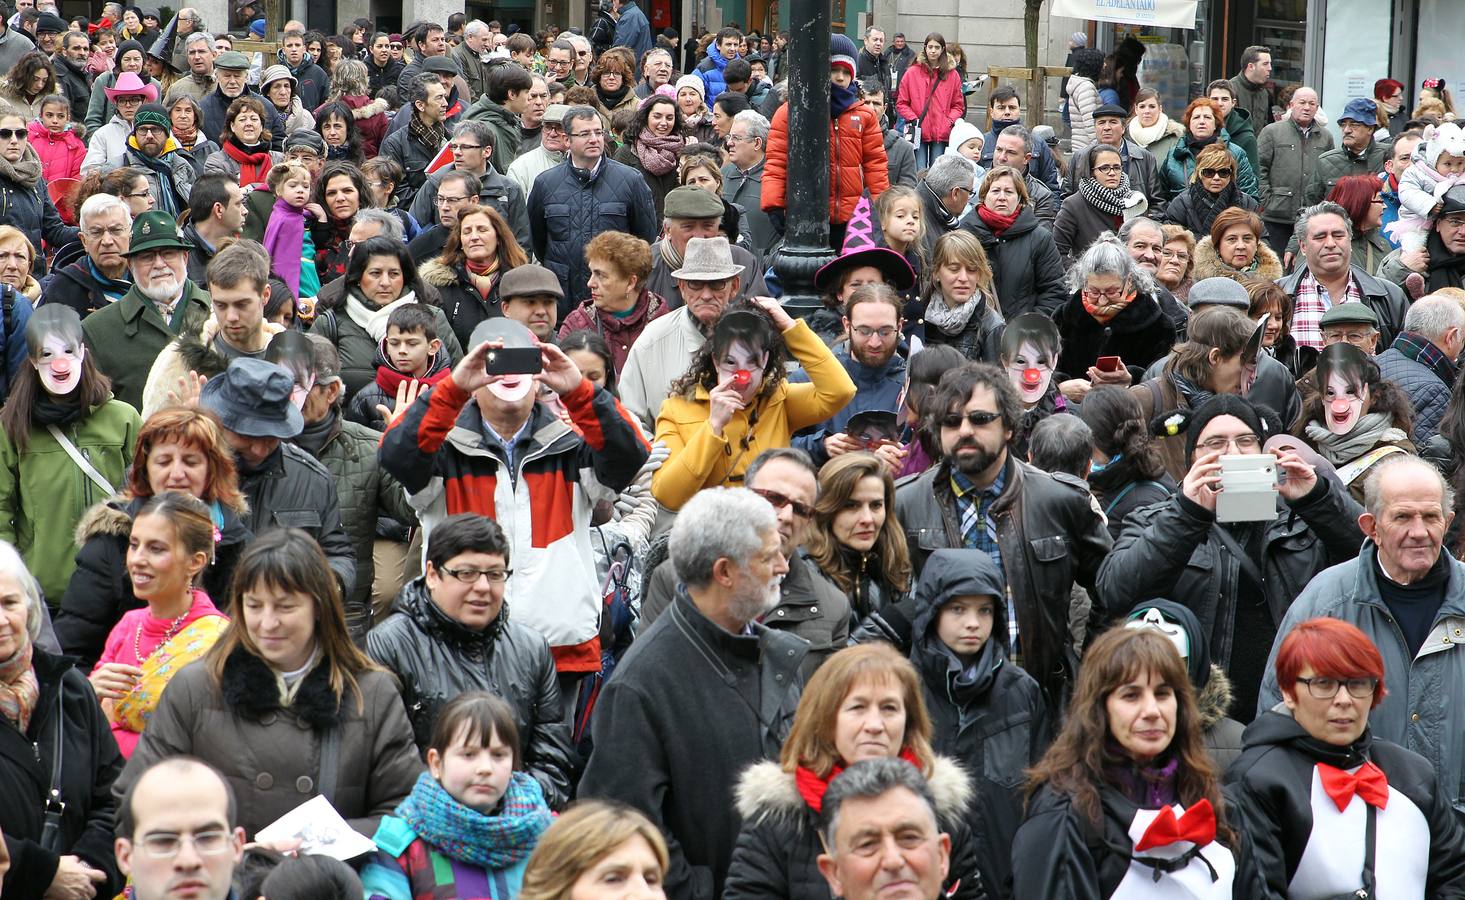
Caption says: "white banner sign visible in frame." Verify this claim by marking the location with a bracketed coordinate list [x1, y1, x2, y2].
[1051, 0, 1199, 29]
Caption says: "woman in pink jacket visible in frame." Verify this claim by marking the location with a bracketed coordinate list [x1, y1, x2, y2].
[896, 33, 966, 169]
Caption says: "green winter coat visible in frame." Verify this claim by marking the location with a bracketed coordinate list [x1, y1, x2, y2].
[1223, 107, 1258, 175]
[464, 95, 523, 179]
[81, 281, 212, 411]
[309, 414, 416, 635]
[1158, 129, 1259, 200]
[0, 399, 141, 604]
[1304, 141, 1390, 207]
[1256, 118, 1335, 225]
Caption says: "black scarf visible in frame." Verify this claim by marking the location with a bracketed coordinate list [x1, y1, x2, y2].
[596, 81, 631, 109]
[831, 81, 859, 118]
[1426, 227, 1465, 292]
[1186, 132, 1219, 154]
[294, 409, 339, 457]
[1185, 178, 1240, 236]
[32, 393, 84, 427]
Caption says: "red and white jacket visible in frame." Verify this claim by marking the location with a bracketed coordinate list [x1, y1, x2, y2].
[381, 377, 650, 672]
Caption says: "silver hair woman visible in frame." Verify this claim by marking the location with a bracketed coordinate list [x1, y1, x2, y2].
[0, 539, 127, 897]
[1055, 233, 1178, 380]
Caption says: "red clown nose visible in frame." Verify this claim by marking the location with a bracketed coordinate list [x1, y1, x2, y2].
[733, 370, 752, 388]
[1022, 368, 1043, 387]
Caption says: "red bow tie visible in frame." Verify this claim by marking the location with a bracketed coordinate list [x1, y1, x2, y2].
[1135, 799, 1216, 852]
[1318, 761, 1390, 812]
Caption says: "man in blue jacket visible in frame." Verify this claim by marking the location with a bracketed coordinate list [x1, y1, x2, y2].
[697, 27, 742, 106]
[528, 105, 658, 312]
[612, 0, 652, 62]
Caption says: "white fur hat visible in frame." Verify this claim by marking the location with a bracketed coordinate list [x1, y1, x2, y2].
[1425, 122, 1465, 169]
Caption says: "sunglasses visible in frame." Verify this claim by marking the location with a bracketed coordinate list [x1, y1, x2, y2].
[751, 487, 815, 519]
[1199, 167, 1232, 179]
[940, 410, 1002, 430]
[0, 129, 25, 141]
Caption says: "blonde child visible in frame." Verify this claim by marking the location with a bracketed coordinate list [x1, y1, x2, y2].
[875, 185, 927, 299]
[1392, 122, 1465, 251]
[260, 162, 321, 304]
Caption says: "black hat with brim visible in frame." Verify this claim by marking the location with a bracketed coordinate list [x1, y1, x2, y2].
[814, 246, 917, 293]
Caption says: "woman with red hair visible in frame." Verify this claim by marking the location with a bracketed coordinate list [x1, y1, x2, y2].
[1328, 173, 1395, 275]
[1375, 78, 1407, 136]
[1227, 617, 1465, 896]
[1158, 96, 1258, 199]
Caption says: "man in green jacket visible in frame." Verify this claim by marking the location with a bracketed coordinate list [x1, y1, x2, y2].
[1305, 97, 1389, 207]
[1208, 79, 1258, 174]
[81, 211, 211, 411]
[1256, 86, 1333, 255]
[465, 62, 532, 175]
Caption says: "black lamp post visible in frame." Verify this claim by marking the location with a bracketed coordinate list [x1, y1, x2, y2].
[770, 0, 834, 318]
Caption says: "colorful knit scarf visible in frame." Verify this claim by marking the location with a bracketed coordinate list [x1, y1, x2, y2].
[396, 771, 552, 869]
[633, 130, 685, 176]
[465, 258, 500, 299]
[223, 138, 273, 187]
[795, 748, 923, 814]
[172, 120, 198, 149]
[0, 641, 38, 733]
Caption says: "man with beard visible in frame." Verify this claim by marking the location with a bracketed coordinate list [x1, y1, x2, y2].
[581, 484, 806, 900]
[620, 234, 743, 427]
[639, 448, 850, 676]
[895, 362, 1111, 705]
[52, 29, 90, 124]
[82, 211, 210, 409]
[106, 102, 196, 216]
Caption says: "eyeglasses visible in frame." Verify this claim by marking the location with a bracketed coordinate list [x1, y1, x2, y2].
[83, 225, 128, 240]
[1081, 285, 1129, 302]
[1160, 249, 1190, 261]
[570, 129, 605, 139]
[449, 142, 483, 152]
[286, 151, 321, 162]
[438, 565, 513, 584]
[1370, 196, 1385, 206]
[124, 189, 153, 199]
[0, 129, 26, 141]
[751, 487, 815, 519]
[136, 829, 233, 860]
[1199, 167, 1232, 179]
[940, 410, 1002, 430]
[682, 277, 731, 293]
[1295, 676, 1378, 700]
[1093, 164, 1123, 175]
[1196, 433, 1262, 453]
[436, 194, 472, 206]
[852, 326, 898, 340]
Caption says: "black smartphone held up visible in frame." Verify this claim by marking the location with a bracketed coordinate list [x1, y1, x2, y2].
[485, 346, 543, 376]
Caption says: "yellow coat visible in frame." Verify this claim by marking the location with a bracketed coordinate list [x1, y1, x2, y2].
[652, 319, 857, 510]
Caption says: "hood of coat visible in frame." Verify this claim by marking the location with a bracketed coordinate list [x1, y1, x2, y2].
[908, 548, 1007, 643]
[1196, 663, 1235, 731]
[74, 493, 250, 546]
[1191, 235, 1283, 283]
[1240, 707, 1374, 770]
[418, 257, 465, 289]
[734, 755, 974, 825]
[338, 95, 389, 119]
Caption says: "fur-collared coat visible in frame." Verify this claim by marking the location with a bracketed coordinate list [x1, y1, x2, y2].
[723, 756, 985, 900]
[1191, 235, 1284, 285]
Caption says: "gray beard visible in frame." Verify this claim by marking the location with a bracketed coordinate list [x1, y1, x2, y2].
[728, 575, 782, 626]
[137, 277, 182, 306]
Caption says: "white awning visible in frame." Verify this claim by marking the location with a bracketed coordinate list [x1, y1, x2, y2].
[1051, 0, 1199, 30]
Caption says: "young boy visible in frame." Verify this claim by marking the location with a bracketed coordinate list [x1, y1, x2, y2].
[910, 548, 1049, 898]
[347, 304, 452, 431]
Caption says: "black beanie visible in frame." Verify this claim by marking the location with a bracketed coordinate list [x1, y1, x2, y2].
[1182, 394, 1271, 464]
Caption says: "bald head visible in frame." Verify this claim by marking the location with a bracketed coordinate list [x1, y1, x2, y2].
[1289, 87, 1319, 127]
[117, 759, 243, 900]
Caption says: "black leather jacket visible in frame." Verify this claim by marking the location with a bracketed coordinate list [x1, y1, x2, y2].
[365, 578, 575, 810]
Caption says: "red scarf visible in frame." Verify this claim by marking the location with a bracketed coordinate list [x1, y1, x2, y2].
[223, 139, 273, 187]
[795, 748, 923, 814]
[375, 361, 451, 395]
[976, 204, 1020, 235]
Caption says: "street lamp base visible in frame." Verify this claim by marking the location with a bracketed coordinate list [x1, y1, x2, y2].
[771, 242, 838, 319]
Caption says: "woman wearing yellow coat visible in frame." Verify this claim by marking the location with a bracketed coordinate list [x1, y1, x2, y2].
[653, 296, 857, 510]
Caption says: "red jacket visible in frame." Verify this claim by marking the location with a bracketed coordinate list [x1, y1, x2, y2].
[895, 64, 966, 144]
[762, 99, 889, 224]
[28, 122, 85, 183]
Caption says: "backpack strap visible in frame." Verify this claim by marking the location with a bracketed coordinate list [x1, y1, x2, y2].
[1103, 480, 1169, 517]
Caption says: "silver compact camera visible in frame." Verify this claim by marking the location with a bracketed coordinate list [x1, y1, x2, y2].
[1215, 453, 1279, 523]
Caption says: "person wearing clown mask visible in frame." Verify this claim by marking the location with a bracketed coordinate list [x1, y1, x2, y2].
[1097, 393, 1366, 721]
[1000, 313, 1067, 460]
[651, 298, 856, 511]
[1302, 342, 1416, 503]
[380, 316, 650, 692]
[0, 305, 141, 604]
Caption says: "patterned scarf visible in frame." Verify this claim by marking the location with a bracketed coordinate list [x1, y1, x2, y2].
[409, 113, 448, 158]
[465, 258, 500, 299]
[1078, 173, 1132, 216]
[923, 288, 984, 335]
[795, 748, 923, 814]
[172, 119, 198, 149]
[1390, 330, 1459, 385]
[634, 130, 685, 176]
[0, 641, 38, 733]
[396, 771, 552, 869]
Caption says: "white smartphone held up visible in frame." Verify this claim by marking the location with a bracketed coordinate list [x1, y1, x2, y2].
[1215, 453, 1279, 523]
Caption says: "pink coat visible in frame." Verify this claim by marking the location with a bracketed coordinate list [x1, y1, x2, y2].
[28, 121, 86, 183]
[895, 64, 966, 144]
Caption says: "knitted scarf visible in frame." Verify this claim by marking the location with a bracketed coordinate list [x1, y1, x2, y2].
[976, 204, 1019, 235]
[924, 288, 983, 335]
[659, 239, 684, 272]
[795, 748, 923, 814]
[262, 198, 307, 298]
[1082, 287, 1135, 324]
[0, 147, 42, 188]
[0, 641, 38, 733]
[1185, 180, 1240, 237]
[1304, 412, 1407, 466]
[1170, 370, 1213, 412]
[223, 138, 273, 187]
[830, 81, 859, 118]
[465, 258, 500, 299]
[1127, 114, 1177, 148]
[634, 130, 685, 176]
[395, 771, 552, 869]
[172, 119, 198, 149]
[1078, 173, 1132, 216]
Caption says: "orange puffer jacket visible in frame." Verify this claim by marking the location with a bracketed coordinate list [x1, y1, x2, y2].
[761, 99, 890, 224]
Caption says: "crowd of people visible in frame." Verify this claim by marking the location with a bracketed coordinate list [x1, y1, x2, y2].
[3, 4, 1465, 899]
